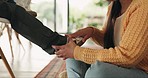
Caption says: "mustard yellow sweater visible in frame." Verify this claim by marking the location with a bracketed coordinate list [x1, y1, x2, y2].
[74, 0, 148, 72]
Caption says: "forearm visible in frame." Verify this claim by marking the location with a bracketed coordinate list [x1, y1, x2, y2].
[89, 27, 105, 46]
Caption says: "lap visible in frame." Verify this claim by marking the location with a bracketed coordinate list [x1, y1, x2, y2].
[85, 61, 148, 78]
[66, 58, 90, 78]
[66, 59, 148, 78]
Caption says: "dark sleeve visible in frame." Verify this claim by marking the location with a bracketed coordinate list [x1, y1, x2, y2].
[8, 4, 67, 54]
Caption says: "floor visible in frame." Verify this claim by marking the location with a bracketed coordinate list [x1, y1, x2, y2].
[0, 30, 56, 78]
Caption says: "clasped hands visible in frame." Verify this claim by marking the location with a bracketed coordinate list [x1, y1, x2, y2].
[52, 27, 94, 60]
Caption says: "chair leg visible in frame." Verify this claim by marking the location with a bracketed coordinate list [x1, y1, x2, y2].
[6, 24, 14, 58]
[0, 48, 15, 78]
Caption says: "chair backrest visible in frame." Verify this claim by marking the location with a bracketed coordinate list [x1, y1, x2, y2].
[15, 0, 31, 11]
[0, 18, 9, 23]
[0, 18, 9, 37]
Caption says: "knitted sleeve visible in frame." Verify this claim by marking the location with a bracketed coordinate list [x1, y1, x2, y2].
[74, 0, 148, 67]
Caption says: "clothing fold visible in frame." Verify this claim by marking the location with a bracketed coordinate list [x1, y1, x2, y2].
[0, 1, 67, 54]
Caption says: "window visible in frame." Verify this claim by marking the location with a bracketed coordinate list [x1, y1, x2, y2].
[31, 0, 68, 34]
[31, 0, 108, 34]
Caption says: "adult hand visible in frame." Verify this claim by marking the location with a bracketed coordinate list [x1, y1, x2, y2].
[66, 27, 94, 43]
[52, 40, 77, 60]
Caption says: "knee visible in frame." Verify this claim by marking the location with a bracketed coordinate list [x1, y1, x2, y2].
[66, 58, 88, 70]
[85, 62, 114, 78]
[66, 58, 90, 78]
[66, 58, 76, 69]
[66, 58, 80, 72]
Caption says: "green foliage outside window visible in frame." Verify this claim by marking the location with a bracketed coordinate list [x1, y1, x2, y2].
[95, 0, 109, 7]
[69, 0, 109, 33]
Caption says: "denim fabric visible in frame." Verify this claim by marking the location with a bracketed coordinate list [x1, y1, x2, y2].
[66, 58, 90, 78]
[66, 58, 148, 78]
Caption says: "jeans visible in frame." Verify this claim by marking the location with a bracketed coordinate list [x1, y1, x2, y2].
[66, 58, 148, 78]
[0, 1, 67, 54]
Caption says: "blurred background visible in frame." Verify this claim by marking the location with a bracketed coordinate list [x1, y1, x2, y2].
[31, 0, 109, 33]
[0, 0, 109, 77]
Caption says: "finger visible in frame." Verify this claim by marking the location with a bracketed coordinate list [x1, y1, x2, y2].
[63, 57, 67, 60]
[67, 36, 73, 43]
[57, 54, 63, 58]
[69, 39, 75, 44]
[69, 32, 81, 38]
[57, 55, 64, 58]
[56, 52, 66, 59]
[52, 45, 64, 50]
[83, 35, 89, 42]
[55, 51, 62, 55]
[55, 52, 63, 57]
[55, 49, 66, 57]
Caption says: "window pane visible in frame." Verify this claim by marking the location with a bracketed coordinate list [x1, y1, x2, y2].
[31, 0, 55, 31]
[56, 0, 68, 33]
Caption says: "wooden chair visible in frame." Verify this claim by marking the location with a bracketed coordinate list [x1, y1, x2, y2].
[0, 48, 15, 78]
[0, 1, 36, 77]
[0, 18, 15, 78]
[0, 18, 14, 58]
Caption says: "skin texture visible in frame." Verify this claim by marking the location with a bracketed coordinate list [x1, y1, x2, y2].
[52, 0, 132, 60]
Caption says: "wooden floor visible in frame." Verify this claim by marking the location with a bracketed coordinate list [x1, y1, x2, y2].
[0, 49, 55, 78]
[0, 31, 56, 78]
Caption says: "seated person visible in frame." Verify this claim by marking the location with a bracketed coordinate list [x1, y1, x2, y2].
[52, 0, 148, 78]
[0, 0, 67, 54]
